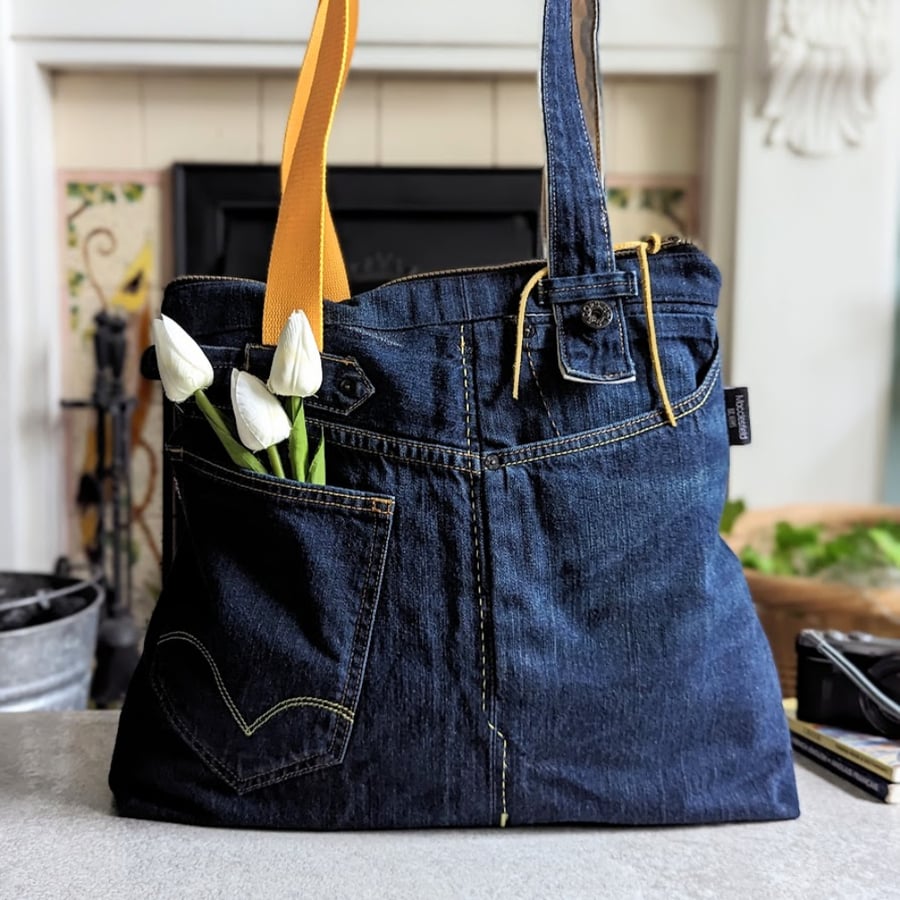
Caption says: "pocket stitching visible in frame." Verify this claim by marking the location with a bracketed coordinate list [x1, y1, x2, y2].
[149, 473, 395, 792]
[152, 683, 343, 794]
[335, 510, 393, 712]
[499, 351, 721, 468]
[171, 450, 395, 514]
[156, 631, 356, 732]
[336, 519, 381, 714]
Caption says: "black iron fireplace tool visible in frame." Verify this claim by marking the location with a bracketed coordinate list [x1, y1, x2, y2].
[61, 310, 141, 706]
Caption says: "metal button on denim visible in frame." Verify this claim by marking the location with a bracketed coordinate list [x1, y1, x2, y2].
[581, 300, 613, 330]
[339, 375, 360, 397]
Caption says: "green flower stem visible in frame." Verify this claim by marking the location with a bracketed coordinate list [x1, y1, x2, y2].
[308, 428, 326, 486]
[289, 400, 309, 482]
[194, 390, 267, 475]
[267, 445, 286, 479]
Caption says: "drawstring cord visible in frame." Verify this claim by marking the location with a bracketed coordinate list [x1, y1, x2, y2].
[512, 265, 550, 401]
[511, 233, 677, 428]
[613, 234, 677, 428]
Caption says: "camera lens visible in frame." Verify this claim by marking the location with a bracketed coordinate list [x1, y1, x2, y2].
[859, 655, 900, 738]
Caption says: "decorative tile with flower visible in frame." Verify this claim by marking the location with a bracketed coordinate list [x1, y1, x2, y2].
[59, 172, 163, 627]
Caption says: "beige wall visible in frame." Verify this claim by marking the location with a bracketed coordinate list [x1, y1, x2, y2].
[52, 72, 703, 176]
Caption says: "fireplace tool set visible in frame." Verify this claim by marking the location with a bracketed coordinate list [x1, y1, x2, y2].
[60, 311, 141, 706]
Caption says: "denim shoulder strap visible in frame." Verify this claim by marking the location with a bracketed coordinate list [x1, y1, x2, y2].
[542, 0, 616, 277]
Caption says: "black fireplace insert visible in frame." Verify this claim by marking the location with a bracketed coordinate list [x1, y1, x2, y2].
[173, 164, 543, 290]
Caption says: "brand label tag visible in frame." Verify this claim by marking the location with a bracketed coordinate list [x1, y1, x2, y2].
[725, 387, 752, 446]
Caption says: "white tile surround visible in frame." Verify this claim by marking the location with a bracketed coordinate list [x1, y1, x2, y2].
[2, 0, 900, 570]
[52, 73, 703, 174]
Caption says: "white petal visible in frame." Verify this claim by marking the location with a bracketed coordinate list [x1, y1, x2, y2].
[267, 310, 323, 398]
[231, 370, 291, 452]
[152, 315, 214, 403]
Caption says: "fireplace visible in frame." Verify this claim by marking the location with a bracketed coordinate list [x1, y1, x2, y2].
[174, 164, 544, 290]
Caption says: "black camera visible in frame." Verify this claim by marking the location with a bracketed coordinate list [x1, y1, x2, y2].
[796, 630, 900, 738]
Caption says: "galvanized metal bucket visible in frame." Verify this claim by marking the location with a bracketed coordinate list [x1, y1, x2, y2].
[0, 573, 103, 711]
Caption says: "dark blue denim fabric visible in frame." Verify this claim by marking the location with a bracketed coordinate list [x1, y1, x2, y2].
[109, 0, 799, 828]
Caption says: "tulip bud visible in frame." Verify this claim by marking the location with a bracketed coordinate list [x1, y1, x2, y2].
[152, 314, 214, 403]
[231, 370, 292, 453]
[267, 310, 323, 398]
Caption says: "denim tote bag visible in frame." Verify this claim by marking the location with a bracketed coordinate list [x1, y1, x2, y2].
[109, 0, 800, 828]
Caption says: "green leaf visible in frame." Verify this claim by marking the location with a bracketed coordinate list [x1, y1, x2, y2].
[122, 183, 145, 202]
[289, 401, 309, 482]
[67, 269, 86, 297]
[773, 522, 821, 551]
[608, 187, 630, 210]
[740, 517, 900, 580]
[308, 429, 326, 486]
[719, 499, 746, 535]
[868, 527, 900, 568]
[740, 546, 774, 574]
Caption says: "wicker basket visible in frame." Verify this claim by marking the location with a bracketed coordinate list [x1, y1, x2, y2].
[726, 505, 900, 697]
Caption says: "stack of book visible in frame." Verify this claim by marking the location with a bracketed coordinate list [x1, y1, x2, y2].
[784, 699, 899, 803]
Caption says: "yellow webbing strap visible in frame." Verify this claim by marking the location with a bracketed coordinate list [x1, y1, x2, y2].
[263, 0, 357, 346]
[279, 0, 356, 309]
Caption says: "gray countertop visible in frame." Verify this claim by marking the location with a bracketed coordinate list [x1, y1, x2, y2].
[0, 712, 897, 900]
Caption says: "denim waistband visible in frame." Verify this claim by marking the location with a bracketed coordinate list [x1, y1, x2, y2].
[163, 243, 720, 344]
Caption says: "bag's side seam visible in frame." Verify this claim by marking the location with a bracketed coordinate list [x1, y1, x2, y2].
[460, 324, 509, 828]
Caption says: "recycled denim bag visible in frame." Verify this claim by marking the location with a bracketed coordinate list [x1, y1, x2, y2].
[109, 0, 800, 828]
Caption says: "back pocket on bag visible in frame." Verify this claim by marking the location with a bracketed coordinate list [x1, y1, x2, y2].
[150, 450, 395, 794]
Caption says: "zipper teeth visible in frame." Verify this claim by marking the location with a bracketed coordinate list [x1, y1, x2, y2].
[384, 237, 691, 286]
[170, 274, 265, 286]
[617, 236, 690, 256]
[168, 238, 692, 289]
[383, 258, 543, 287]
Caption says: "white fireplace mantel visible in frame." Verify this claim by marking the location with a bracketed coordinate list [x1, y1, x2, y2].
[1, 0, 899, 570]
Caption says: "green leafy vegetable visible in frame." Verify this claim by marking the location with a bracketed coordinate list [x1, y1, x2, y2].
[720, 499, 746, 535]
[740, 520, 900, 579]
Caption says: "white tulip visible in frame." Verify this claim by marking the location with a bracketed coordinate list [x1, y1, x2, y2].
[231, 370, 292, 453]
[267, 310, 323, 398]
[152, 314, 214, 403]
